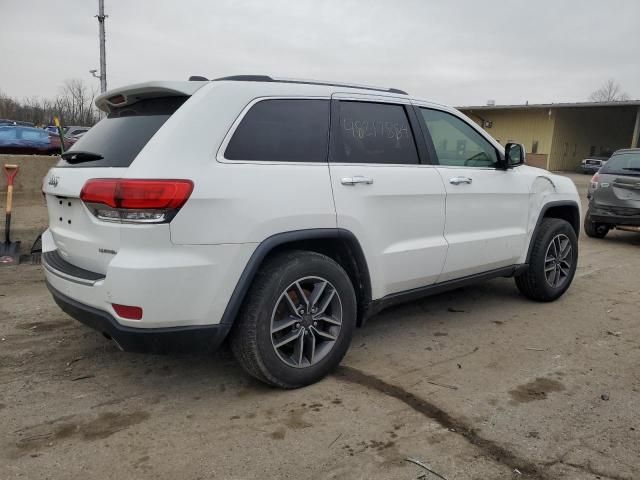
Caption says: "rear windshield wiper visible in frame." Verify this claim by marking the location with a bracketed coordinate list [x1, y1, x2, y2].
[61, 150, 104, 163]
[622, 167, 640, 172]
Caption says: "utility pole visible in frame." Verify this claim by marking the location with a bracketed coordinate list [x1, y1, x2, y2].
[96, 0, 107, 93]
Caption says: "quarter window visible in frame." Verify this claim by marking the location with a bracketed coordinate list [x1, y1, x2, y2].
[331, 101, 419, 164]
[225, 99, 329, 162]
[420, 108, 498, 167]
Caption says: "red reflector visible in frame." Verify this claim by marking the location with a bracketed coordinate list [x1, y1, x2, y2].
[112, 303, 143, 320]
[80, 179, 193, 210]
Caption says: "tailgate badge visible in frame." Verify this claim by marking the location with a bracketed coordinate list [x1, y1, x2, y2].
[48, 175, 59, 187]
[99, 248, 117, 255]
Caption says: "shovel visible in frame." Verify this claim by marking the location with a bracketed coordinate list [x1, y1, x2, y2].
[1, 164, 20, 266]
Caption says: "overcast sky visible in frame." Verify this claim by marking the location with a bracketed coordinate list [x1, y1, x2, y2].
[1, 0, 639, 106]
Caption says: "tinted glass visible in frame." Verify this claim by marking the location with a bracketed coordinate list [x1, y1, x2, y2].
[333, 101, 419, 164]
[421, 108, 498, 167]
[225, 99, 329, 162]
[57, 96, 187, 168]
[599, 152, 640, 176]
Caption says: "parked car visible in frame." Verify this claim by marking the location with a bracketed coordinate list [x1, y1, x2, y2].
[580, 157, 608, 174]
[45, 125, 89, 142]
[48, 131, 77, 152]
[584, 148, 640, 238]
[65, 126, 91, 138]
[45, 125, 65, 135]
[41, 76, 581, 388]
[69, 131, 88, 140]
[0, 125, 56, 154]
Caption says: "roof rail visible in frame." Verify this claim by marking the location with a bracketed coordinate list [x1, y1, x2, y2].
[212, 75, 408, 95]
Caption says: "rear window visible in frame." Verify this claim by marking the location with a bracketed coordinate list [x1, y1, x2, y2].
[225, 99, 329, 162]
[57, 96, 187, 168]
[600, 152, 640, 176]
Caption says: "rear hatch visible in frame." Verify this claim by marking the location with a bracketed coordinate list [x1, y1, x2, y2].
[593, 151, 640, 211]
[42, 94, 189, 274]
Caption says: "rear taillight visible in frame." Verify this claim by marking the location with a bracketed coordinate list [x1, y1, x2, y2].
[80, 179, 193, 224]
[590, 173, 600, 190]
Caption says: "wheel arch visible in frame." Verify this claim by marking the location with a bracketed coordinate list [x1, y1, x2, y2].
[220, 229, 373, 328]
[526, 200, 580, 263]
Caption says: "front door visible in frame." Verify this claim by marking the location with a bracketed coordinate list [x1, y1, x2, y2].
[416, 106, 530, 282]
[328, 95, 448, 299]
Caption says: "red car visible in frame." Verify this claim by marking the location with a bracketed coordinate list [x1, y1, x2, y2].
[48, 131, 77, 153]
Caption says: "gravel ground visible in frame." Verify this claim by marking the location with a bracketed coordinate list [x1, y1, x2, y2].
[1, 173, 639, 480]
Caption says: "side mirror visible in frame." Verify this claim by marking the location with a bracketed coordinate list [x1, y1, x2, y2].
[504, 143, 526, 167]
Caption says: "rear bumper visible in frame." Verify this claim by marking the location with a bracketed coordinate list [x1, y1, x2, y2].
[47, 281, 231, 353]
[41, 228, 256, 329]
[588, 205, 640, 226]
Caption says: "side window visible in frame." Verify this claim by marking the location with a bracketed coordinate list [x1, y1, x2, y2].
[420, 108, 498, 167]
[225, 99, 329, 162]
[332, 101, 419, 164]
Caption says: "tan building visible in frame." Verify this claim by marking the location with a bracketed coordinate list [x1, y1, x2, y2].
[459, 101, 640, 171]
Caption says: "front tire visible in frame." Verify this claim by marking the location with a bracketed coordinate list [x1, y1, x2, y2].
[515, 218, 578, 302]
[230, 250, 356, 388]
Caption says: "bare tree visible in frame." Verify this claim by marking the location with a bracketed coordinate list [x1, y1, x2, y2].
[0, 79, 100, 126]
[589, 79, 630, 102]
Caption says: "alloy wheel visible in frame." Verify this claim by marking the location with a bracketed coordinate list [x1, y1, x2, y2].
[270, 276, 342, 368]
[544, 234, 573, 288]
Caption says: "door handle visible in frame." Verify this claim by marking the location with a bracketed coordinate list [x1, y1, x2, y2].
[449, 176, 473, 185]
[341, 176, 374, 186]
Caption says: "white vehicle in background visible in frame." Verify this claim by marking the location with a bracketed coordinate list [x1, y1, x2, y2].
[65, 126, 91, 139]
[41, 75, 581, 388]
[580, 156, 608, 174]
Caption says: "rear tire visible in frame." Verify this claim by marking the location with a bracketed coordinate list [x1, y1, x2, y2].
[230, 250, 356, 389]
[584, 213, 610, 238]
[515, 218, 578, 302]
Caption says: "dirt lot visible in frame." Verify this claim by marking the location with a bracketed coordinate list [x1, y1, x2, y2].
[1, 173, 639, 480]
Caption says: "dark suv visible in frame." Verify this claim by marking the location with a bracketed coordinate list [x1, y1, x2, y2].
[584, 148, 640, 238]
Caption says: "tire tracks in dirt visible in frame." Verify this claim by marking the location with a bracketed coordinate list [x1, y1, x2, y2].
[335, 365, 547, 479]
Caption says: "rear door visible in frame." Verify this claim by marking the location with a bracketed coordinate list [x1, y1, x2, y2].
[416, 106, 530, 281]
[42, 96, 187, 274]
[328, 94, 447, 299]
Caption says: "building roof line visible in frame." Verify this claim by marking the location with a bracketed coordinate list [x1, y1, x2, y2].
[459, 100, 640, 110]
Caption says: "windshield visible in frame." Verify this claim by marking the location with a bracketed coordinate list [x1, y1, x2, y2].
[599, 152, 640, 176]
[57, 96, 187, 168]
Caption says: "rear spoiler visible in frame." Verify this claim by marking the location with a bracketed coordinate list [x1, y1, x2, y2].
[95, 81, 207, 112]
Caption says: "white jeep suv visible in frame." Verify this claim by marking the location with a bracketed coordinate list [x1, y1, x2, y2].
[42, 75, 580, 388]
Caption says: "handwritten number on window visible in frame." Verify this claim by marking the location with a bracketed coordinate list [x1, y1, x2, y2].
[343, 118, 409, 142]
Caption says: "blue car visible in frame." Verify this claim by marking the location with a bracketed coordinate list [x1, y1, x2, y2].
[0, 125, 55, 154]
